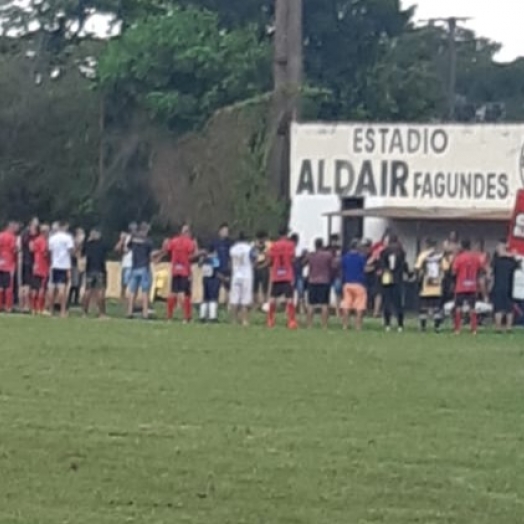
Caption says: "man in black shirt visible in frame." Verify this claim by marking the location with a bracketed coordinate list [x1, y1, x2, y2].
[379, 235, 409, 332]
[127, 222, 154, 319]
[212, 223, 233, 298]
[491, 240, 520, 332]
[82, 228, 108, 317]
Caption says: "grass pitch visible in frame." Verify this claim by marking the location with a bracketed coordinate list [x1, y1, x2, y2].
[0, 315, 523, 523]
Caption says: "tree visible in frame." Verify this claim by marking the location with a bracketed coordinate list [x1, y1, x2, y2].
[97, 5, 271, 132]
[175, 0, 273, 30]
[0, 42, 100, 224]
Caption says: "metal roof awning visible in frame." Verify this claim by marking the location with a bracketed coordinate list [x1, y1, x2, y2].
[323, 206, 511, 221]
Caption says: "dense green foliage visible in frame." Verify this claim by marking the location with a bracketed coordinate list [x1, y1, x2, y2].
[98, 6, 271, 131]
[0, 0, 523, 236]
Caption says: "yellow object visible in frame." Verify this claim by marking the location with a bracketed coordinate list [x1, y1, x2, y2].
[415, 250, 450, 298]
[104, 262, 226, 303]
[150, 267, 170, 302]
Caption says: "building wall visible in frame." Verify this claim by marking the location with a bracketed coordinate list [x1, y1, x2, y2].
[289, 122, 524, 254]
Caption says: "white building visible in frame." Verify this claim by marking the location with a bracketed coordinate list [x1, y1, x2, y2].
[289, 123, 524, 262]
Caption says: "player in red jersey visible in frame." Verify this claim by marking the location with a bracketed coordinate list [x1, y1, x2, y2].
[162, 224, 198, 322]
[0, 221, 20, 312]
[267, 227, 297, 329]
[452, 238, 484, 335]
[30, 224, 50, 314]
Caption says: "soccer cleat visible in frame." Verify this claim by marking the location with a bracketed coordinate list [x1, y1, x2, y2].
[397, 327, 403, 333]
[267, 319, 275, 328]
[287, 321, 298, 330]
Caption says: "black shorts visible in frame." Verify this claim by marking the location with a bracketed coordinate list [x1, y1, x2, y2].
[254, 268, 270, 294]
[85, 272, 106, 291]
[31, 275, 47, 291]
[203, 277, 220, 302]
[492, 291, 514, 314]
[51, 269, 69, 286]
[171, 276, 191, 296]
[455, 293, 476, 310]
[419, 296, 441, 311]
[0, 271, 12, 290]
[308, 283, 330, 306]
[271, 281, 294, 299]
[21, 265, 33, 287]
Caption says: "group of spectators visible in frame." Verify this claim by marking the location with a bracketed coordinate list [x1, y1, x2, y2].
[0, 217, 520, 333]
[291, 231, 520, 334]
[0, 219, 108, 318]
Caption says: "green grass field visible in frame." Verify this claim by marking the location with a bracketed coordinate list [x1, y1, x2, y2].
[1, 315, 523, 524]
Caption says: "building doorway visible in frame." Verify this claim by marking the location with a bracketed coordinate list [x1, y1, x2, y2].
[341, 198, 364, 249]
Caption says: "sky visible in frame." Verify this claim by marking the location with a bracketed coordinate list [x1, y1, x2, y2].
[2, 1, 523, 63]
[403, 0, 524, 62]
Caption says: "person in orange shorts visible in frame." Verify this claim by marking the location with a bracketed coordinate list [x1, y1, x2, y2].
[341, 239, 369, 330]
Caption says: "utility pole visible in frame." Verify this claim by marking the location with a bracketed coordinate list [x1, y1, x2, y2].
[287, 0, 303, 120]
[271, 0, 303, 200]
[421, 16, 471, 121]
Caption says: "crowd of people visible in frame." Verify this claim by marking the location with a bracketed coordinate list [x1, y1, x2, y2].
[0, 217, 520, 334]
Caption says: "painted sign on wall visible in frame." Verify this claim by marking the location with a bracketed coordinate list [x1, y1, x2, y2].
[291, 123, 524, 208]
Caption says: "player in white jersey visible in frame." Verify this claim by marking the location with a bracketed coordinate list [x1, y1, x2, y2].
[229, 232, 255, 325]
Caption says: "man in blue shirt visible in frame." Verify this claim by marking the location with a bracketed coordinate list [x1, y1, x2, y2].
[199, 246, 221, 323]
[213, 223, 233, 297]
[340, 239, 369, 330]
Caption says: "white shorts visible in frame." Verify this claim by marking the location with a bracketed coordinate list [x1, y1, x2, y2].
[230, 278, 253, 307]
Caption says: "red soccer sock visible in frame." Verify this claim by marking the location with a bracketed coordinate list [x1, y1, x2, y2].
[267, 302, 276, 326]
[287, 302, 297, 324]
[38, 292, 46, 313]
[183, 296, 192, 321]
[470, 311, 478, 333]
[31, 293, 38, 313]
[454, 310, 462, 332]
[167, 295, 177, 319]
[5, 289, 13, 311]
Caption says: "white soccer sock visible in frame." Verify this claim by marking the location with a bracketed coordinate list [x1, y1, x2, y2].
[209, 302, 218, 320]
[200, 302, 208, 320]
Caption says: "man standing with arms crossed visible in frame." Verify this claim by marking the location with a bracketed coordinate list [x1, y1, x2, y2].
[48, 221, 74, 318]
[0, 221, 20, 312]
[163, 224, 197, 323]
[267, 227, 297, 329]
